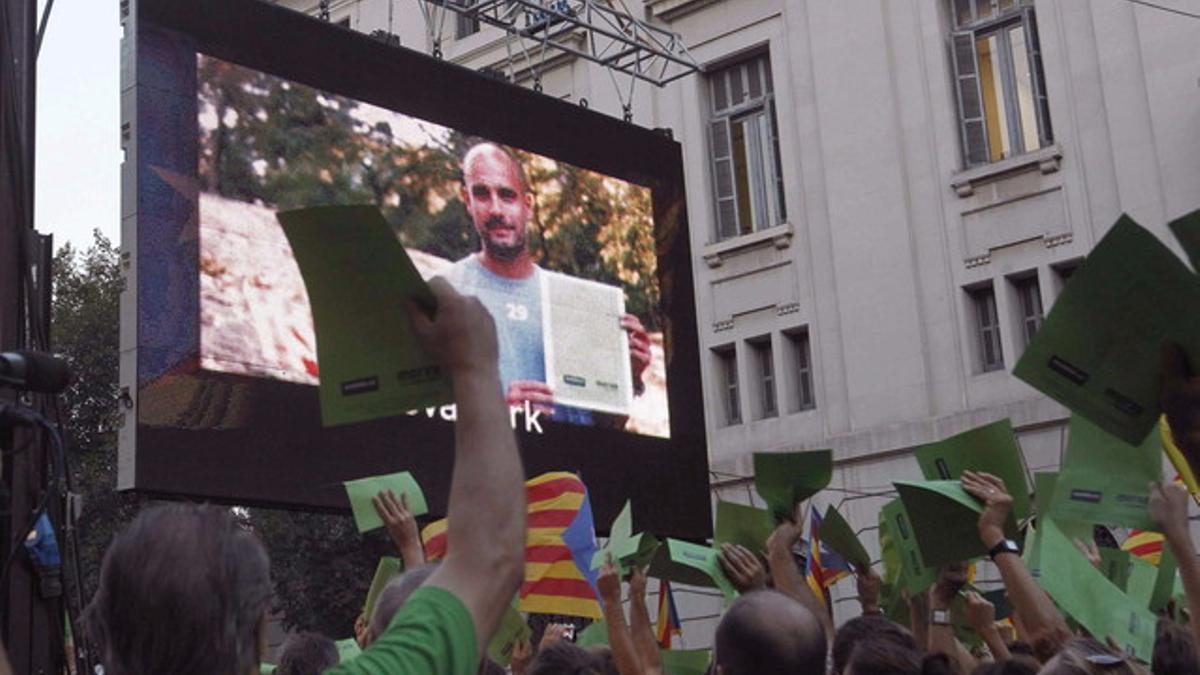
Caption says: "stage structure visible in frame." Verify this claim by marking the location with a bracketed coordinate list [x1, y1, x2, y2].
[120, 0, 711, 537]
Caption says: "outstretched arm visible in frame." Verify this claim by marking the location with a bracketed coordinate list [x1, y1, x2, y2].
[415, 279, 527, 658]
[961, 471, 1069, 658]
[373, 490, 426, 569]
[766, 515, 834, 645]
[598, 560, 646, 675]
[1149, 481, 1200, 646]
[627, 568, 663, 675]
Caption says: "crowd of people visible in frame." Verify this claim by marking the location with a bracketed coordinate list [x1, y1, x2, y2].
[76, 274, 1200, 675]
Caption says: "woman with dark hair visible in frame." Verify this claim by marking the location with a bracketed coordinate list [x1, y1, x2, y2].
[83, 503, 273, 675]
[844, 639, 958, 675]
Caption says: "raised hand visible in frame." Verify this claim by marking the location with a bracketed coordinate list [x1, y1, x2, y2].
[856, 567, 882, 614]
[622, 314, 651, 393]
[506, 380, 555, 415]
[718, 543, 767, 593]
[963, 591, 996, 631]
[372, 489, 424, 567]
[510, 639, 533, 675]
[597, 557, 623, 607]
[1073, 537, 1101, 570]
[408, 277, 498, 377]
[1149, 480, 1192, 539]
[961, 470, 1013, 548]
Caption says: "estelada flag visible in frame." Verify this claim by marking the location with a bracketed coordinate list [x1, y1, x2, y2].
[419, 471, 603, 619]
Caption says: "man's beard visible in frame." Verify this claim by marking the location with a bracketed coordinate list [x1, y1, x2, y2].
[481, 217, 527, 261]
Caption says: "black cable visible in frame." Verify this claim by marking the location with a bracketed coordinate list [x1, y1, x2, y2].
[34, 0, 55, 57]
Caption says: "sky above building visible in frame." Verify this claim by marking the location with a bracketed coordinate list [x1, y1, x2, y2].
[35, 0, 121, 252]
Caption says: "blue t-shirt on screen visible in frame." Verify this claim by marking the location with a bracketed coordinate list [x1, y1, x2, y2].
[442, 254, 546, 388]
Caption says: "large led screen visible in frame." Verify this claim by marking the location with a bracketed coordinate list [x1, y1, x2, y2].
[196, 55, 668, 437]
[122, 0, 709, 537]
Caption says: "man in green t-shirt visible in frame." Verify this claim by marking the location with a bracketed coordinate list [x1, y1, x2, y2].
[328, 278, 528, 675]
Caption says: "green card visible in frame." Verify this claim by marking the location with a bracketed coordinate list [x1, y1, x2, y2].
[591, 500, 660, 572]
[752, 450, 833, 520]
[648, 543, 717, 589]
[343, 471, 429, 533]
[879, 508, 901, 587]
[1049, 416, 1162, 530]
[277, 205, 453, 427]
[1128, 548, 1178, 613]
[665, 539, 738, 601]
[714, 501, 775, 553]
[486, 600, 531, 667]
[363, 556, 401, 621]
[1033, 472, 1058, 518]
[880, 498, 936, 594]
[1099, 548, 1134, 590]
[894, 480, 1016, 567]
[260, 664, 276, 674]
[575, 620, 608, 647]
[660, 649, 712, 675]
[335, 638, 362, 663]
[915, 419, 1031, 521]
[1013, 214, 1200, 446]
[1035, 520, 1157, 660]
[1168, 209, 1200, 271]
[980, 588, 1013, 621]
[819, 505, 871, 570]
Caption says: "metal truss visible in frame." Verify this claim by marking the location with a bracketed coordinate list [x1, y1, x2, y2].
[421, 0, 700, 88]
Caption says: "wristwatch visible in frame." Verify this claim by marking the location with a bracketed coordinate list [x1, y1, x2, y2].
[988, 538, 1021, 560]
[930, 609, 952, 626]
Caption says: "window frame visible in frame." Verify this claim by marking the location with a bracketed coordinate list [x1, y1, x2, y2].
[968, 284, 1005, 373]
[950, 1, 1052, 168]
[706, 53, 787, 242]
[784, 328, 816, 413]
[1010, 273, 1044, 347]
[714, 346, 741, 425]
[748, 336, 777, 419]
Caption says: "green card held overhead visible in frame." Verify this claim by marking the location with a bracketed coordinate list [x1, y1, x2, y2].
[648, 543, 717, 590]
[894, 480, 1015, 567]
[1168, 209, 1200, 271]
[260, 664, 276, 675]
[880, 498, 936, 594]
[915, 419, 1031, 521]
[1033, 472, 1057, 518]
[363, 556, 401, 622]
[1035, 520, 1157, 660]
[277, 205, 453, 427]
[343, 471, 428, 533]
[486, 601, 531, 667]
[753, 449, 833, 520]
[591, 500, 660, 572]
[819, 505, 871, 570]
[665, 539, 738, 601]
[1098, 548, 1134, 590]
[1048, 416, 1162, 530]
[660, 649, 712, 675]
[1127, 548, 1178, 613]
[714, 501, 775, 553]
[1014, 212, 1200, 446]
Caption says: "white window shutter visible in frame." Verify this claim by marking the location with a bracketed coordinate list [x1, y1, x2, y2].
[951, 31, 989, 167]
[709, 119, 738, 240]
[1023, 8, 1053, 147]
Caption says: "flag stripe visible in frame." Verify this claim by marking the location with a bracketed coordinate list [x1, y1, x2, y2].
[528, 509, 584, 529]
[527, 477, 587, 503]
[522, 577, 597, 599]
[526, 560, 589, 580]
[520, 594, 603, 619]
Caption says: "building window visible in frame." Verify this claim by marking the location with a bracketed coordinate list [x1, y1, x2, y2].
[453, 0, 480, 37]
[714, 346, 741, 425]
[749, 337, 777, 419]
[1012, 274, 1043, 346]
[785, 329, 816, 412]
[950, 0, 1052, 168]
[969, 284, 1004, 372]
[708, 53, 786, 241]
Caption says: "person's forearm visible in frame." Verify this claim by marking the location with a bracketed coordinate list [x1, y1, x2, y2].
[603, 602, 645, 675]
[433, 366, 526, 649]
[767, 545, 834, 644]
[399, 538, 426, 570]
[1163, 523, 1200, 645]
[628, 593, 662, 675]
[979, 626, 1010, 662]
[928, 624, 975, 675]
[991, 553, 1068, 650]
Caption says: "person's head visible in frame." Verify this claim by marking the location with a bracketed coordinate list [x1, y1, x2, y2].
[845, 640, 956, 675]
[831, 615, 918, 675]
[1152, 619, 1200, 675]
[83, 503, 272, 675]
[970, 656, 1039, 675]
[461, 142, 534, 263]
[713, 590, 827, 675]
[584, 645, 619, 675]
[527, 640, 605, 675]
[367, 563, 438, 644]
[1038, 638, 1151, 675]
[275, 632, 338, 675]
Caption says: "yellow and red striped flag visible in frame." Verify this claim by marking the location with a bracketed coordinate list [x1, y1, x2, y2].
[419, 471, 603, 619]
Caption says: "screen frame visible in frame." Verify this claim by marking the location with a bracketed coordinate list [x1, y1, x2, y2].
[120, 0, 710, 538]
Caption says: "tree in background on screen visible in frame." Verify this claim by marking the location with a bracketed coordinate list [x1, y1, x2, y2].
[199, 57, 662, 332]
